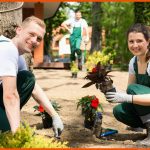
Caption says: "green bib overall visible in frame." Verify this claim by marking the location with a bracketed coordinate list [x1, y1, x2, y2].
[69, 26, 82, 61]
[113, 57, 150, 128]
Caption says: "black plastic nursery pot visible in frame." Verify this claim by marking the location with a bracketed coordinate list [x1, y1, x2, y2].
[84, 119, 94, 130]
[42, 112, 53, 129]
[72, 72, 77, 78]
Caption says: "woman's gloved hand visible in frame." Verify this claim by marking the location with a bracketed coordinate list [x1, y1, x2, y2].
[105, 92, 133, 103]
[52, 115, 64, 138]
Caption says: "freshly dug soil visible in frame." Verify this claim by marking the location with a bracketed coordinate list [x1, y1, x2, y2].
[21, 69, 146, 148]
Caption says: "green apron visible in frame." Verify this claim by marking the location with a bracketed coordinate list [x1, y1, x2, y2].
[69, 26, 82, 61]
[113, 57, 150, 128]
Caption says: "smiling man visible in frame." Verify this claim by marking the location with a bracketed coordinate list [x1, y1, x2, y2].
[0, 16, 63, 137]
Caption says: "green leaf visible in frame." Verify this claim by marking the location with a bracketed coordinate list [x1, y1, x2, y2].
[98, 104, 104, 112]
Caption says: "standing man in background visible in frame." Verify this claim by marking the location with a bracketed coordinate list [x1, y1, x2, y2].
[61, 9, 89, 70]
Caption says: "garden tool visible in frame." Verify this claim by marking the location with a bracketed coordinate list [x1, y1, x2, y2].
[81, 42, 87, 71]
[101, 128, 118, 137]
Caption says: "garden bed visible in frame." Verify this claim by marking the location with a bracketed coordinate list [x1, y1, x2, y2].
[21, 69, 146, 148]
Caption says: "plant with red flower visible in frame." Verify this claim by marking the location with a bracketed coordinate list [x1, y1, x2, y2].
[91, 98, 99, 109]
[77, 95, 103, 125]
[38, 105, 44, 113]
[92, 67, 97, 73]
[33, 101, 61, 119]
[33, 101, 62, 129]
[82, 61, 116, 94]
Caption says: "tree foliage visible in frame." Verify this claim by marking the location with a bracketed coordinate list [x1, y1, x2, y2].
[46, 2, 150, 70]
[68, 2, 92, 26]
[134, 2, 150, 26]
[44, 2, 69, 55]
[61, 2, 134, 68]
[101, 2, 134, 69]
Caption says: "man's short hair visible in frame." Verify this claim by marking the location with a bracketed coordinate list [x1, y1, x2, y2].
[75, 9, 81, 13]
[22, 16, 46, 29]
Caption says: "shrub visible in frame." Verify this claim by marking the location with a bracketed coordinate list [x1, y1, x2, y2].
[85, 51, 114, 71]
[70, 61, 79, 73]
[0, 123, 68, 148]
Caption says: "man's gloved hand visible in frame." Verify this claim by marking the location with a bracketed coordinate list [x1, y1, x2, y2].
[84, 36, 89, 43]
[68, 28, 73, 34]
[105, 92, 133, 103]
[52, 115, 64, 138]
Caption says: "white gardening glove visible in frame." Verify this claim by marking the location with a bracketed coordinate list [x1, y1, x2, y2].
[83, 36, 89, 43]
[68, 28, 73, 34]
[105, 92, 133, 103]
[52, 115, 64, 138]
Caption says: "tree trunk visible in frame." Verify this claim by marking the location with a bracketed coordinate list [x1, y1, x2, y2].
[0, 2, 23, 38]
[90, 2, 102, 53]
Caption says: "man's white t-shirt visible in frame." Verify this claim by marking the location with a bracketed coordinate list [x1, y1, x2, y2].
[0, 36, 19, 84]
[129, 56, 150, 75]
[18, 55, 28, 71]
[64, 18, 88, 35]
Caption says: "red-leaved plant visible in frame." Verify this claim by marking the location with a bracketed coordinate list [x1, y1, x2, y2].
[82, 61, 116, 94]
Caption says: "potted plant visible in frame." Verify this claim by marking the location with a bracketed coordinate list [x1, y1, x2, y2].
[33, 101, 61, 129]
[70, 61, 79, 78]
[82, 61, 116, 94]
[77, 95, 103, 129]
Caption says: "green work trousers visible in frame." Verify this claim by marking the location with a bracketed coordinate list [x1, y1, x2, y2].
[113, 84, 150, 128]
[0, 70, 35, 132]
